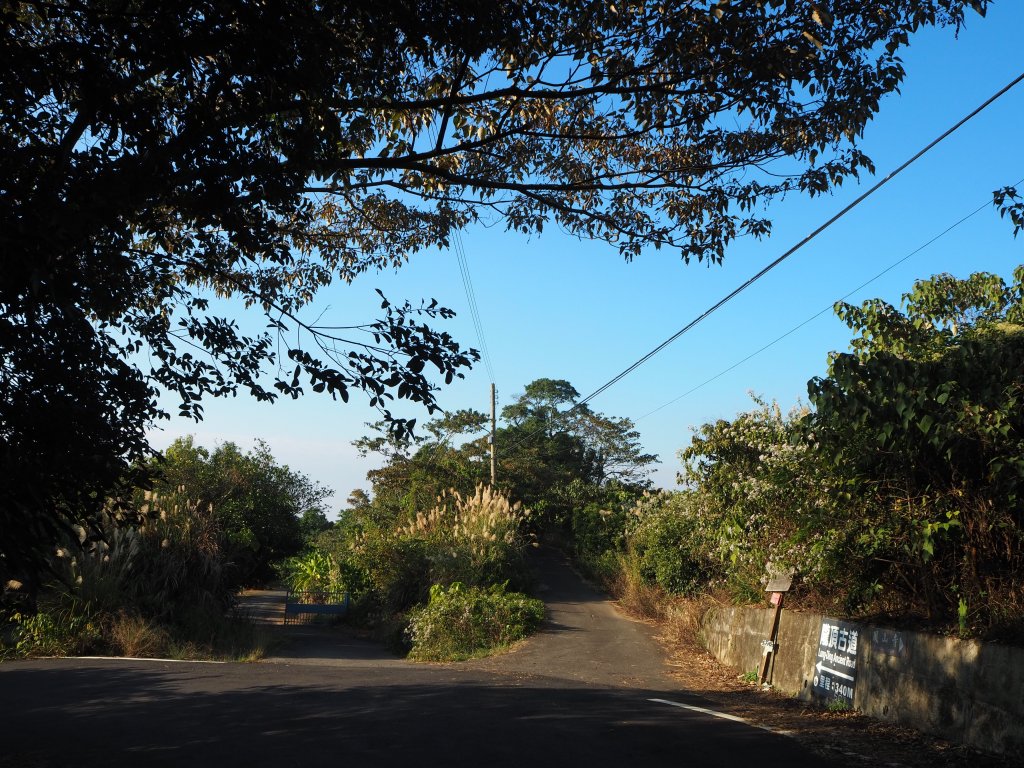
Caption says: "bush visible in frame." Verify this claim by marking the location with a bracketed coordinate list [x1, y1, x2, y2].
[282, 550, 344, 593]
[571, 502, 626, 563]
[1, 494, 271, 661]
[346, 535, 431, 614]
[9, 602, 103, 657]
[627, 493, 716, 597]
[398, 484, 534, 589]
[405, 582, 545, 661]
[63, 495, 232, 623]
[342, 484, 534, 617]
[105, 611, 169, 657]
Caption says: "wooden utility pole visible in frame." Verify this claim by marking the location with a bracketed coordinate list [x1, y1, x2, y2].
[490, 382, 497, 485]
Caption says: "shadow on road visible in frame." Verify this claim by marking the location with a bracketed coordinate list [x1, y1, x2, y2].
[1, 660, 811, 768]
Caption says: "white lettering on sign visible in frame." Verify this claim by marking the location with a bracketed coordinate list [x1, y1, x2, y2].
[812, 619, 860, 705]
[816, 648, 856, 669]
[819, 623, 831, 646]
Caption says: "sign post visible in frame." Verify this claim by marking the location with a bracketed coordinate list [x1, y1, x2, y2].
[758, 573, 793, 686]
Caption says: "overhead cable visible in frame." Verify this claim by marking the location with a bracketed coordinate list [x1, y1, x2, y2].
[576, 69, 1024, 409]
[635, 178, 1024, 422]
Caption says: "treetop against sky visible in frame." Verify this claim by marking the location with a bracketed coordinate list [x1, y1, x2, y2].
[147, 1, 1024, 508]
[2, 2, 1018, 540]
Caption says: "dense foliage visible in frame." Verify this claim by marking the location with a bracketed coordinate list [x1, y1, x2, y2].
[1, 0, 987, 598]
[807, 269, 1024, 633]
[353, 379, 657, 533]
[2, 437, 320, 658]
[150, 437, 329, 585]
[275, 379, 655, 656]
[324, 485, 534, 619]
[4, 493, 267, 660]
[572, 269, 1024, 639]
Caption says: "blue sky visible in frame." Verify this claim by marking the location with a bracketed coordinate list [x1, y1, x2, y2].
[147, 4, 1024, 512]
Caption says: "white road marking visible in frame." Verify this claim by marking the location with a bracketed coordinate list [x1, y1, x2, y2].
[648, 698, 792, 736]
[72, 656, 227, 664]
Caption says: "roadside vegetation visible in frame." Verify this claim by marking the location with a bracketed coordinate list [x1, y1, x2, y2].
[7, 268, 1024, 662]
[406, 582, 545, 661]
[2, 380, 655, 662]
[7, 1, 1010, 667]
[1, 439, 324, 661]
[284, 382, 656, 659]
[572, 269, 1024, 642]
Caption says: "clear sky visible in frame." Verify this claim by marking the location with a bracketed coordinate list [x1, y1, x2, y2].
[147, 4, 1024, 513]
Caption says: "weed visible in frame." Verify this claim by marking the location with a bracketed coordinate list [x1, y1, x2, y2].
[10, 603, 103, 657]
[957, 598, 970, 638]
[827, 698, 851, 713]
[106, 611, 168, 658]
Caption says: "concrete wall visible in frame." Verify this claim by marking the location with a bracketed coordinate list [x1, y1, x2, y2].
[691, 604, 1024, 757]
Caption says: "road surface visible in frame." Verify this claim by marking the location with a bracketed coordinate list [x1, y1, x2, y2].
[1, 550, 816, 767]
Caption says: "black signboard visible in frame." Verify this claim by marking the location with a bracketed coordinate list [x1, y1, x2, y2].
[811, 617, 860, 706]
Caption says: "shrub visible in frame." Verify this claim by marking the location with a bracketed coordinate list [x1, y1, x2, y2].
[405, 582, 545, 661]
[10, 601, 103, 657]
[346, 535, 431, 614]
[106, 611, 169, 657]
[627, 493, 715, 597]
[2, 493, 270, 661]
[571, 502, 626, 562]
[343, 484, 534, 617]
[282, 550, 344, 593]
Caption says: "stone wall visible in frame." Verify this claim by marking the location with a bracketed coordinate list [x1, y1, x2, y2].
[691, 604, 1024, 757]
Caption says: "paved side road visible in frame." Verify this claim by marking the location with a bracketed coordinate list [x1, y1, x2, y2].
[1, 550, 820, 767]
[463, 547, 678, 689]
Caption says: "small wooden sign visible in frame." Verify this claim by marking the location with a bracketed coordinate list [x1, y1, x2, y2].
[765, 574, 793, 593]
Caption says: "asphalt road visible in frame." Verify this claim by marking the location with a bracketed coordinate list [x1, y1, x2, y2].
[1, 551, 818, 767]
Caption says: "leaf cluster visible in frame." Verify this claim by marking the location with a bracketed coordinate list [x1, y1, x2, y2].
[1, 0, 988, 605]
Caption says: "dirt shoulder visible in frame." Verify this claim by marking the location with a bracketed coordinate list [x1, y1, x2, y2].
[641, 601, 1017, 768]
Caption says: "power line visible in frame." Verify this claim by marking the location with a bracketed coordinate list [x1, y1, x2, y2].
[420, 88, 497, 383]
[496, 71, 1024, 458]
[453, 231, 496, 382]
[575, 69, 1024, 410]
[634, 178, 1023, 422]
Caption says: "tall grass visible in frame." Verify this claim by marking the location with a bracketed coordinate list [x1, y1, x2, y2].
[3, 493, 269, 661]
[398, 484, 534, 589]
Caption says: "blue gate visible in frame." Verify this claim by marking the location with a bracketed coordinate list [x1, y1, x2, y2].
[283, 588, 350, 625]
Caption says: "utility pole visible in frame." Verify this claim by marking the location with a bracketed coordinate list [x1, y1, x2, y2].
[490, 382, 497, 486]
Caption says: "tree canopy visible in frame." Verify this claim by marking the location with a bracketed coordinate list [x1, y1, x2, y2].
[1, 0, 988, 593]
[806, 269, 1024, 627]
[352, 378, 656, 532]
[150, 437, 331, 584]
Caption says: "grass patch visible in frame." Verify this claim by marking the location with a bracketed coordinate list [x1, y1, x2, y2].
[105, 611, 169, 657]
[2, 599, 275, 662]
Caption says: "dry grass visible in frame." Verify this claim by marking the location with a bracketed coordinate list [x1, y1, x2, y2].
[106, 611, 169, 657]
[401, 484, 531, 552]
[598, 548, 668, 621]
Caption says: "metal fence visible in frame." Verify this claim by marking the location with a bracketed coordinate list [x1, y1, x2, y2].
[283, 588, 350, 626]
